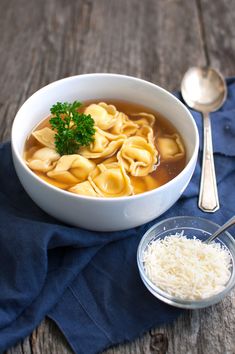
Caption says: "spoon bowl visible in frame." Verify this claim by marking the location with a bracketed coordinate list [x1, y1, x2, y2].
[181, 67, 227, 113]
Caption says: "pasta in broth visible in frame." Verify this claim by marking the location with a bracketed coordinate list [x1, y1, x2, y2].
[24, 100, 186, 197]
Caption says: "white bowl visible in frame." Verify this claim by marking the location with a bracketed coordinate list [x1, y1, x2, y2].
[11, 74, 199, 231]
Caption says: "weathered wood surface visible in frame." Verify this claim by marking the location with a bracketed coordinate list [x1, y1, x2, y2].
[0, 0, 234, 353]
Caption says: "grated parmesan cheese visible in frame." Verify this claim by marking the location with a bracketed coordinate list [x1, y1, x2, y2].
[143, 233, 232, 300]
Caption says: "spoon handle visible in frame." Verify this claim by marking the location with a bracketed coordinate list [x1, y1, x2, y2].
[198, 112, 219, 212]
[205, 216, 235, 244]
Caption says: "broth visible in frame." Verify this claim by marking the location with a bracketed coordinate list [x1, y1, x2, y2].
[24, 100, 186, 196]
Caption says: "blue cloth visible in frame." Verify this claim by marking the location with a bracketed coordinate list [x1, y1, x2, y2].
[0, 79, 235, 353]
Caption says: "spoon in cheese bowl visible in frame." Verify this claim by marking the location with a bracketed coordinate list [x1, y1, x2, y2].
[181, 67, 227, 213]
[137, 216, 235, 309]
[205, 215, 235, 244]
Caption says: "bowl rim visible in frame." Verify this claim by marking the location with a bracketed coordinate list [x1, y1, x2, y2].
[137, 216, 235, 307]
[11, 73, 199, 202]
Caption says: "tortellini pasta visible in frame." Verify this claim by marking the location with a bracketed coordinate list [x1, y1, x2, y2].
[35, 172, 70, 190]
[131, 112, 155, 127]
[27, 147, 60, 172]
[79, 127, 125, 159]
[110, 112, 139, 136]
[136, 125, 155, 145]
[69, 181, 98, 197]
[157, 134, 185, 161]
[88, 161, 133, 197]
[32, 127, 56, 149]
[25, 101, 186, 198]
[47, 154, 96, 184]
[130, 175, 161, 194]
[118, 136, 158, 176]
[84, 103, 117, 130]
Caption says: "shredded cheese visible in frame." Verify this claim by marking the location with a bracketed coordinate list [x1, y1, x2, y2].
[143, 233, 232, 300]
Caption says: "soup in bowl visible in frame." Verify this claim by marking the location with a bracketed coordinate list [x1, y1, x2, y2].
[12, 74, 199, 231]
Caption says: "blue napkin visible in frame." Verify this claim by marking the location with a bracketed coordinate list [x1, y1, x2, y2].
[0, 78, 235, 353]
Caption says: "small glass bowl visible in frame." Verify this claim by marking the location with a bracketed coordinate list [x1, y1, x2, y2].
[137, 216, 235, 309]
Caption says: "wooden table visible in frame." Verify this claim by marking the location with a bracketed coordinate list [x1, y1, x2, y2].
[1, 0, 235, 353]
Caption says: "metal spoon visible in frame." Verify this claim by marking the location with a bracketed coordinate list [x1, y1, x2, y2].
[205, 216, 235, 244]
[181, 67, 227, 212]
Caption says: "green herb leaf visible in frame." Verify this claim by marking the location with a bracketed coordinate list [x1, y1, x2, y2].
[49, 101, 95, 155]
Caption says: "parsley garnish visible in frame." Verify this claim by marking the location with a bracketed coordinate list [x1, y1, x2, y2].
[49, 101, 95, 155]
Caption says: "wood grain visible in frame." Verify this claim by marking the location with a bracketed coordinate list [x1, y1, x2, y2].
[0, 0, 235, 353]
[200, 0, 235, 77]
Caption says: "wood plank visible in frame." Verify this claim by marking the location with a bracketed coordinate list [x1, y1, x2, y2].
[200, 0, 235, 77]
[0, 0, 204, 142]
[1, 0, 234, 353]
